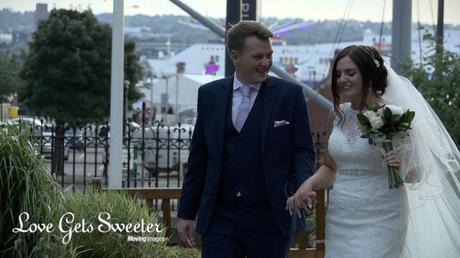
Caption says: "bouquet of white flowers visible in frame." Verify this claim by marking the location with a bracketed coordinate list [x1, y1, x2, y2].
[357, 104, 415, 188]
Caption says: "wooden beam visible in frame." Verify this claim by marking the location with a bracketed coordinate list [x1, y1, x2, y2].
[289, 249, 317, 258]
[106, 187, 326, 258]
[111, 187, 181, 199]
[106, 188, 182, 241]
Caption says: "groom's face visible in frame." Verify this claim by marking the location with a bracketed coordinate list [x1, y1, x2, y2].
[231, 36, 273, 85]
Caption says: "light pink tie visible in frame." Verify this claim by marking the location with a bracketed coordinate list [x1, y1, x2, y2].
[235, 85, 252, 132]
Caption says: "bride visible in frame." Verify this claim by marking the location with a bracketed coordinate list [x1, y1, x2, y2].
[287, 45, 460, 258]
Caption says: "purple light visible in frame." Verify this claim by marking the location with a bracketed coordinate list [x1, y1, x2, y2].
[271, 21, 294, 32]
[273, 21, 316, 36]
[205, 64, 220, 74]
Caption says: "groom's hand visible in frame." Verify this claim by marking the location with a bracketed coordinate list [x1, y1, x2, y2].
[177, 218, 196, 248]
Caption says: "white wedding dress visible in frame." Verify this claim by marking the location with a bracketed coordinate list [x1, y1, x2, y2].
[325, 102, 408, 258]
[320, 66, 460, 257]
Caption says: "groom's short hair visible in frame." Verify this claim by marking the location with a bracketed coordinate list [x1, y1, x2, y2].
[226, 21, 273, 53]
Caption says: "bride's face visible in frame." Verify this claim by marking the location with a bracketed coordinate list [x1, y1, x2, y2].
[336, 56, 364, 105]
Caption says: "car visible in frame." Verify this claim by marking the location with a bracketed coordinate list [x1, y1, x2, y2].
[95, 121, 140, 138]
[0, 118, 70, 160]
[39, 124, 70, 160]
[132, 123, 194, 176]
[64, 126, 84, 150]
[101, 123, 194, 177]
[1, 117, 44, 136]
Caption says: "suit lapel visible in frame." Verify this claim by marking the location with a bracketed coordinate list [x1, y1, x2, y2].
[261, 76, 278, 153]
[216, 76, 233, 157]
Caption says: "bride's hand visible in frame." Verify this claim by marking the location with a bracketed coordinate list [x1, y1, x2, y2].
[286, 181, 316, 215]
[384, 150, 401, 168]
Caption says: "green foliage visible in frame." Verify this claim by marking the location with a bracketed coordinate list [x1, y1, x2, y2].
[19, 9, 142, 124]
[356, 105, 415, 145]
[356, 112, 370, 127]
[0, 51, 23, 102]
[39, 188, 199, 258]
[356, 107, 410, 188]
[0, 126, 63, 257]
[401, 36, 460, 145]
[380, 107, 414, 134]
[125, 40, 144, 109]
[0, 128, 200, 257]
[0, 9, 34, 33]
[19, 9, 111, 123]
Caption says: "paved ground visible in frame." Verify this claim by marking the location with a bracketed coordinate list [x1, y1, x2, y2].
[43, 148, 185, 191]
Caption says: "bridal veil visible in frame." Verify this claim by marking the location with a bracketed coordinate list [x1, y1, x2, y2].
[382, 65, 460, 257]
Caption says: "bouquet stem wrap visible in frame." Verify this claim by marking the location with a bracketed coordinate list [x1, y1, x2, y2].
[382, 140, 404, 188]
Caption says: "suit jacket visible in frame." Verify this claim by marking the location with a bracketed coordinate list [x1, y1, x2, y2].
[178, 75, 315, 236]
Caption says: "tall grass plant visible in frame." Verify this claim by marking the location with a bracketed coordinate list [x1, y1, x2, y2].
[0, 128, 199, 257]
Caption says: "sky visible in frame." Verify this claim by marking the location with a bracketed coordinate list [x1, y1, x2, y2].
[1, 0, 459, 25]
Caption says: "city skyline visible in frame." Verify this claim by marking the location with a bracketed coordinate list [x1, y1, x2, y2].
[1, 0, 460, 25]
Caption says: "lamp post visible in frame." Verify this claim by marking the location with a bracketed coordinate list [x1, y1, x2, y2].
[436, 0, 444, 55]
[225, 0, 241, 76]
[164, 75, 169, 120]
[108, 0, 124, 188]
[149, 77, 154, 124]
[313, 70, 316, 86]
[123, 80, 129, 137]
[0, 91, 3, 121]
[175, 62, 185, 121]
[161, 73, 175, 121]
[175, 74, 179, 118]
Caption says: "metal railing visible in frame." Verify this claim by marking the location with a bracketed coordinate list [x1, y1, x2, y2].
[1, 117, 193, 192]
[2, 116, 327, 194]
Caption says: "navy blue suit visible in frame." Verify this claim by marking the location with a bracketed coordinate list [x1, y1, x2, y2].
[178, 75, 315, 257]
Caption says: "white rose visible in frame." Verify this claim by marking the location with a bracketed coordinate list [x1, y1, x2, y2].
[369, 116, 384, 131]
[385, 104, 404, 116]
[364, 110, 378, 120]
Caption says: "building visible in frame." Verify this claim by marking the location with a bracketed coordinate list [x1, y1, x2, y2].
[139, 29, 460, 130]
[137, 73, 224, 125]
[35, 3, 49, 28]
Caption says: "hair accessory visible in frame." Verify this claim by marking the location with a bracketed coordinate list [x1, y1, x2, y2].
[359, 45, 381, 69]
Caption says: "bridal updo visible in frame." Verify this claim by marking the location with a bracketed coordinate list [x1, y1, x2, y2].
[331, 45, 388, 113]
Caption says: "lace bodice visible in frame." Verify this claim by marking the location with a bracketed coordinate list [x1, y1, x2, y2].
[328, 102, 385, 172]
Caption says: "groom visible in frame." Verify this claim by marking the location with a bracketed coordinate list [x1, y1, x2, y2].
[177, 20, 315, 257]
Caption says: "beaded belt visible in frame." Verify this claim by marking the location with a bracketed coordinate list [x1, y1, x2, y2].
[339, 168, 383, 176]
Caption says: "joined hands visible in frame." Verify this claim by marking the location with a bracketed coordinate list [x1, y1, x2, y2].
[286, 182, 317, 216]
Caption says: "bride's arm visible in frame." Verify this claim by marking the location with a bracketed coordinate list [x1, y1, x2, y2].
[304, 160, 337, 191]
[287, 110, 337, 212]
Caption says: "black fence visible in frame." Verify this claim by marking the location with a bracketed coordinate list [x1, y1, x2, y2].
[2, 116, 327, 193]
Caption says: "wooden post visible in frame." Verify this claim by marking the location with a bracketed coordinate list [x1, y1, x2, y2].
[108, 188, 181, 241]
[315, 189, 326, 258]
[161, 199, 172, 239]
[92, 177, 102, 190]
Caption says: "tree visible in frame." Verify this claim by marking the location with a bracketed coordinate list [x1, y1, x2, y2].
[124, 40, 143, 108]
[0, 51, 23, 104]
[20, 9, 143, 174]
[401, 35, 460, 146]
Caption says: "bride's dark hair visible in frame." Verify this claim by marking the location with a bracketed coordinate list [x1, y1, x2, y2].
[331, 45, 388, 122]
